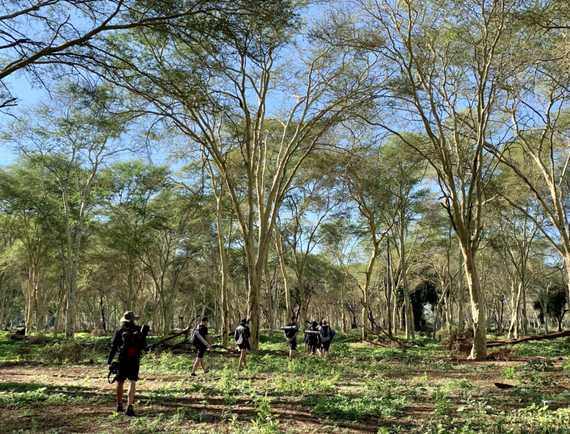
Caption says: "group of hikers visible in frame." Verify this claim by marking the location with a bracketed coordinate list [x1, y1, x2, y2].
[107, 311, 336, 416]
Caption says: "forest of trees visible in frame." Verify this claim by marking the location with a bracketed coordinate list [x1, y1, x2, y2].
[0, 0, 568, 361]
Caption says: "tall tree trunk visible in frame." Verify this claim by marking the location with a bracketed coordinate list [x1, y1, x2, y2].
[521, 282, 528, 335]
[508, 281, 522, 339]
[565, 253, 570, 319]
[461, 247, 487, 359]
[386, 244, 394, 338]
[247, 268, 261, 350]
[274, 232, 290, 318]
[404, 292, 414, 339]
[215, 196, 230, 346]
[445, 289, 452, 335]
[399, 219, 414, 340]
[361, 248, 378, 340]
[99, 295, 107, 333]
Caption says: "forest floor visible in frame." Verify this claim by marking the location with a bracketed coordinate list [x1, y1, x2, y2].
[1, 332, 570, 433]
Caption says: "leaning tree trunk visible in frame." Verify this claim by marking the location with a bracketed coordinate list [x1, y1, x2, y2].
[461, 247, 487, 359]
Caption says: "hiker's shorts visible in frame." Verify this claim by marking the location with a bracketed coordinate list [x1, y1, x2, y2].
[116, 358, 140, 382]
[195, 344, 207, 359]
[238, 340, 251, 351]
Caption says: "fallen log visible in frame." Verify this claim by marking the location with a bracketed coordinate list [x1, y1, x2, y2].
[148, 326, 191, 350]
[487, 330, 570, 348]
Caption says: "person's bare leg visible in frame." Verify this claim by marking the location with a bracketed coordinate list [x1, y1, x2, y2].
[202, 358, 208, 373]
[192, 357, 199, 375]
[116, 380, 124, 411]
[127, 381, 136, 406]
[238, 350, 246, 371]
[125, 380, 136, 416]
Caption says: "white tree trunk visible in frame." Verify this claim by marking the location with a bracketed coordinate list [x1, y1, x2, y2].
[461, 247, 487, 359]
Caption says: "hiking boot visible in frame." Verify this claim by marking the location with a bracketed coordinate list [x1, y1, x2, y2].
[116, 403, 124, 413]
[125, 405, 135, 417]
[191, 372, 197, 377]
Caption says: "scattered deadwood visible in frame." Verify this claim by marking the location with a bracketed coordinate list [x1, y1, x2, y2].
[366, 330, 411, 350]
[442, 329, 475, 354]
[487, 330, 570, 348]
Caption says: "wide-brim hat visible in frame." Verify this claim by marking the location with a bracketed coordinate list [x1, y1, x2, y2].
[120, 311, 139, 323]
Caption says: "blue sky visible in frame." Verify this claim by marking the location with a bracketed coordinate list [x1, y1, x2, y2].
[0, 2, 327, 169]
[0, 74, 45, 166]
[0, 4, 325, 167]
[0, 71, 174, 168]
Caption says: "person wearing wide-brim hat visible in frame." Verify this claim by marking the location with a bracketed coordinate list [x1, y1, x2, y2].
[120, 311, 139, 323]
[108, 311, 147, 416]
[234, 319, 251, 371]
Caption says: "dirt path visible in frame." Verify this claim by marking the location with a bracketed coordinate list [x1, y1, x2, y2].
[1, 353, 569, 433]
[0, 364, 382, 433]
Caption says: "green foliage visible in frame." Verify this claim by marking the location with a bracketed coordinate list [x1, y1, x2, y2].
[522, 359, 554, 373]
[3, 333, 570, 433]
[272, 373, 338, 396]
[515, 338, 570, 357]
[250, 394, 281, 434]
[307, 393, 407, 420]
[0, 387, 69, 407]
[143, 352, 195, 374]
[431, 388, 452, 416]
[503, 366, 518, 380]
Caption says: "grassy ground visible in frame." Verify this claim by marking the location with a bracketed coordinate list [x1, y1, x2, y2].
[1, 331, 570, 433]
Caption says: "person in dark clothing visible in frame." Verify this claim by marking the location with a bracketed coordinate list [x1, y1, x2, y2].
[234, 319, 251, 371]
[281, 317, 299, 360]
[191, 317, 210, 376]
[318, 320, 335, 358]
[107, 311, 148, 416]
[304, 320, 320, 355]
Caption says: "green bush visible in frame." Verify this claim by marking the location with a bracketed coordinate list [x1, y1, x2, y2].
[42, 341, 84, 364]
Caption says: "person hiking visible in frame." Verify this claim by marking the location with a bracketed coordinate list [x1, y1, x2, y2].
[318, 320, 335, 357]
[304, 320, 320, 355]
[234, 318, 251, 371]
[191, 317, 210, 376]
[107, 311, 149, 416]
[281, 317, 299, 360]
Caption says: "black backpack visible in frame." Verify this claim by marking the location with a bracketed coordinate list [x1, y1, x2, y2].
[119, 326, 145, 359]
[320, 326, 330, 342]
[284, 325, 297, 339]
